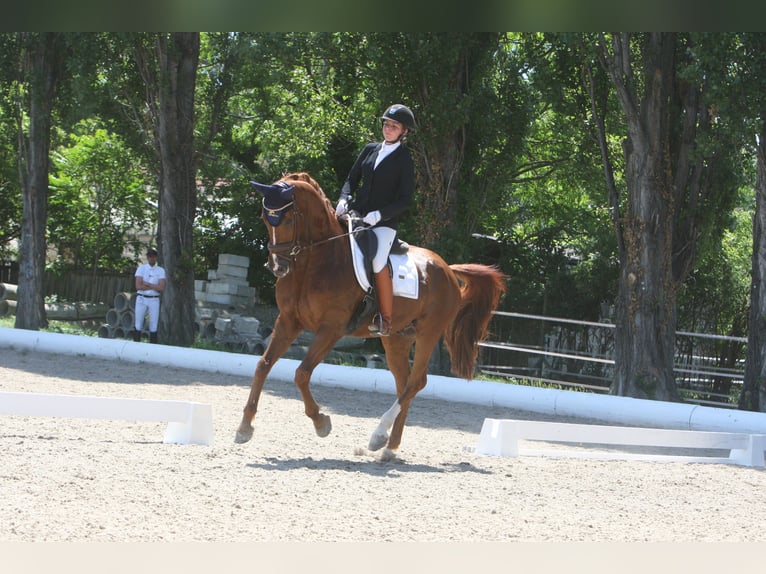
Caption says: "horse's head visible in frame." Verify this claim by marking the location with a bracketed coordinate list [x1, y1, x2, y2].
[250, 180, 296, 277]
[251, 173, 339, 278]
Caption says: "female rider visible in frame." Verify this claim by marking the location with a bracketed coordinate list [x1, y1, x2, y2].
[335, 104, 416, 336]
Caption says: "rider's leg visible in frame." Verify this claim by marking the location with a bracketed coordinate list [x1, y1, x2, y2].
[369, 227, 396, 336]
[370, 266, 393, 336]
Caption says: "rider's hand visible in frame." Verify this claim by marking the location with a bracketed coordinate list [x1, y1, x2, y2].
[362, 210, 381, 226]
[335, 199, 348, 217]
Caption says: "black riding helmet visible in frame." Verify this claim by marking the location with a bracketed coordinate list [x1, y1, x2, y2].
[380, 104, 416, 131]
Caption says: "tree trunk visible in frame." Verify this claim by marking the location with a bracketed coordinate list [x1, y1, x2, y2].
[414, 134, 463, 248]
[601, 33, 680, 400]
[150, 33, 200, 347]
[741, 125, 766, 412]
[612, 133, 679, 400]
[15, 33, 60, 331]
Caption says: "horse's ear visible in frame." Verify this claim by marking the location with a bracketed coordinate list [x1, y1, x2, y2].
[250, 181, 295, 201]
[249, 181, 272, 196]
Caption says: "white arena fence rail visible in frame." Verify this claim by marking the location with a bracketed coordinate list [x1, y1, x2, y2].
[479, 311, 747, 409]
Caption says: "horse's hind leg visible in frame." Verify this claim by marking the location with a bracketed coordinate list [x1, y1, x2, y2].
[371, 330, 441, 453]
[235, 316, 300, 444]
[368, 334, 415, 451]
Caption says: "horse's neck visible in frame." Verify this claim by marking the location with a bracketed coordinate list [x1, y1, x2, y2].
[304, 214, 344, 245]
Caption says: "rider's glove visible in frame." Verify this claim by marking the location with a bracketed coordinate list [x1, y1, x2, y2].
[335, 199, 348, 217]
[362, 210, 381, 227]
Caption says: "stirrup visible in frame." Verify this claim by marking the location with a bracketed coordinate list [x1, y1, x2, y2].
[368, 313, 391, 337]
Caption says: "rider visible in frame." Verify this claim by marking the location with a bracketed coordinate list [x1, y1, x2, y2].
[335, 104, 416, 336]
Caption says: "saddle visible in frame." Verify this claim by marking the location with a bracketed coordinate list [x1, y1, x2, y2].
[343, 213, 416, 334]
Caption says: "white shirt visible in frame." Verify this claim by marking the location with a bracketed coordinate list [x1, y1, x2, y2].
[135, 263, 166, 296]
[374, 141, 400, 169]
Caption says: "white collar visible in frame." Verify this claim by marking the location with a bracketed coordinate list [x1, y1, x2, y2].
[374, 141, 400, 169]
[381, 141, 400, 151]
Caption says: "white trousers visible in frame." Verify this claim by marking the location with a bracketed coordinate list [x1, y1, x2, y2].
[134, 295, 160, 332]
[371, 226, 396, 273]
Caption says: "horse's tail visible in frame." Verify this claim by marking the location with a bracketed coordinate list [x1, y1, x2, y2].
[444, 264, 508, 380]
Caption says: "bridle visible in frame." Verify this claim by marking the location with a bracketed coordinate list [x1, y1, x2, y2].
[262, 197, 356, 277]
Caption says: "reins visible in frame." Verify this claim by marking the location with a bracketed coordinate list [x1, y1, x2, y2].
[264, 199, 356, 260]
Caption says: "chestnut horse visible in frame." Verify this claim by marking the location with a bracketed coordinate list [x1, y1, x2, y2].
[236, 172, 507, 459]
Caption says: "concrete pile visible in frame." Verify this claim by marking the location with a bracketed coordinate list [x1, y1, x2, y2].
[195, 253, 256, 311]
[194, 254, 269, 352]
[98, 290, 138, 339]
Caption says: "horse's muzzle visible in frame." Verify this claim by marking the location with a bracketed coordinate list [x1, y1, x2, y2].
[265, 255, 290, 278]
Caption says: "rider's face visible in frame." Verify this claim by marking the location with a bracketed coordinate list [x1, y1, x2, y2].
[382, 120, 405, 143]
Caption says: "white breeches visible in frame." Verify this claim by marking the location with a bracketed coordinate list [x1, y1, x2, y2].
[134, 295, 160, 332]
[371, 226, 396, 273]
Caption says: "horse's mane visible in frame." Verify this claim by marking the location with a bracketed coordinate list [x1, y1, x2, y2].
[280, 172, 335, 220]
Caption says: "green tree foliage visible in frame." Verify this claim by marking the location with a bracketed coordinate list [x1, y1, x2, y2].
[48, 119, 152, 271]
[484, 33, 619, 318]
[363, 33, 522, 253]
[0, 96, 20, 260]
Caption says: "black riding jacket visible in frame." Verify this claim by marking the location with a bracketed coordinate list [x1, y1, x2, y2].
[339, 142, 414, 231]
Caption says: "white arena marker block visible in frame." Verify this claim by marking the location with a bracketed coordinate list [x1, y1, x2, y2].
[728, 434, 766, 467]
[474, 418, 766, 468]
[163, 402, 214, 446]
[0, 392, 214, 446]
[476, 418, 520, 457]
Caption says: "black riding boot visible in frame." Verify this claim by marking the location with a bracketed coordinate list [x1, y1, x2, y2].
[149, 331, 158, 344]
[132, 330, 141, 342]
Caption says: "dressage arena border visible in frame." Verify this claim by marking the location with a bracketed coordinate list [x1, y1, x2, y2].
[474, 418, 766, 468]
[0, 391, 214, 445]
[2, 326, 766, 463]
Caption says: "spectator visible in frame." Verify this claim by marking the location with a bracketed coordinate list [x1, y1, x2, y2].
[133, 247, 166, 343]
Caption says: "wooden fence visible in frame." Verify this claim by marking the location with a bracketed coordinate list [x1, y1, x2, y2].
[45, 270, 134, 305]
[0, 261, 17, 284]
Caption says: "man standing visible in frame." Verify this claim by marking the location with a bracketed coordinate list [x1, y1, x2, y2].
[133, 247, 166, 343]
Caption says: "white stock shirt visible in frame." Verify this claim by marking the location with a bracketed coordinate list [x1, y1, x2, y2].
[135, 263, 166, 296]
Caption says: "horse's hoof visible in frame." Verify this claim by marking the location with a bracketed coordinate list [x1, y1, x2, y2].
[234, 427, 253, 444]
[315, 414, 332, 438]
[377, 448, 397, 462]
[368, 431, 388, 451]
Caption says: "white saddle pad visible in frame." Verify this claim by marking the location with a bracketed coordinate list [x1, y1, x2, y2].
[348, 223, 419, 300]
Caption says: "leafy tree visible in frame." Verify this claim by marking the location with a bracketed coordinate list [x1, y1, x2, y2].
[0, 41, 21, 259]
[483, 33, 619, 319]
[48, 119, 152, 271]
[364, 33, 508, 252]
[196, 33, 380, 297]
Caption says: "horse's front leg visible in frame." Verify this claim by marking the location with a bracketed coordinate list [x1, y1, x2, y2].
[235, 317, 300, 444]
[294, 326, 345, 438]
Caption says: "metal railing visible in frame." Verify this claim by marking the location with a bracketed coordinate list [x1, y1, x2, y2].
[478, 311, 746, 408]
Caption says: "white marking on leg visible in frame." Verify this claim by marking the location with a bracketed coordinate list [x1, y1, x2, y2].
[374, 400, 401, 437]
